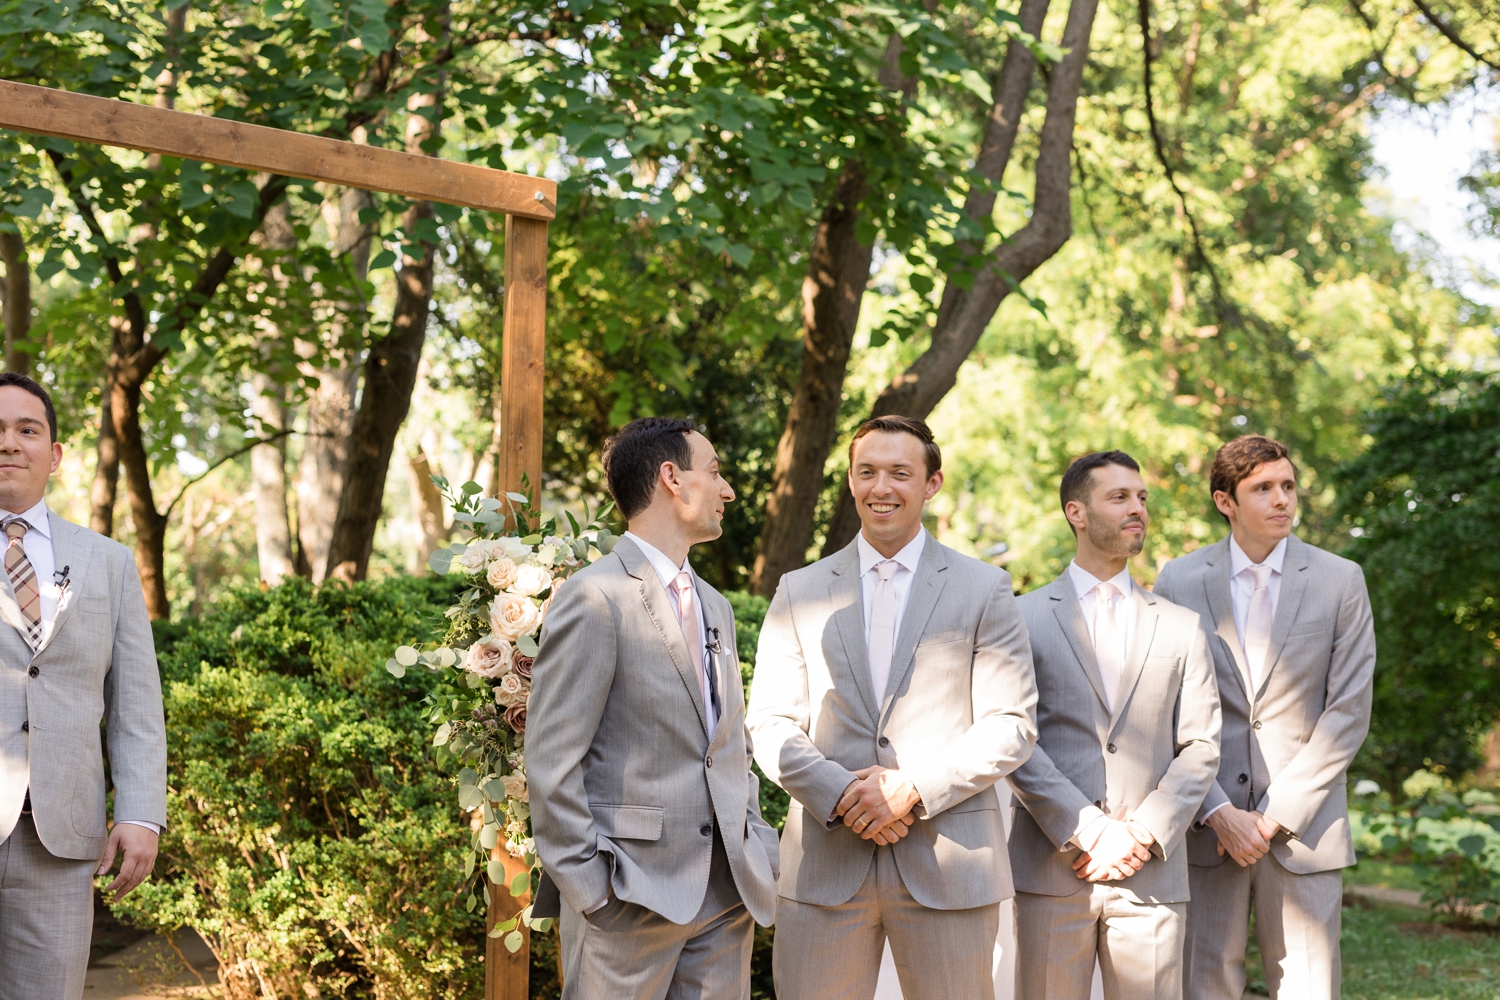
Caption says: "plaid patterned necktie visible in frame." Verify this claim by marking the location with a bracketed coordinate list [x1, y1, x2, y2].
[4, 520, 42, 649]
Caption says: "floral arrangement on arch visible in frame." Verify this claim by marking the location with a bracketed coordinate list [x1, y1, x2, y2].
[387, 477, 616, 952]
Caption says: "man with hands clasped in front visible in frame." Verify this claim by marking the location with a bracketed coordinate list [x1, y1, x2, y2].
[1008, 451, 1220, 1000]
[1154, 436, 1375, 1000]
[748, 416, 1038, 1000]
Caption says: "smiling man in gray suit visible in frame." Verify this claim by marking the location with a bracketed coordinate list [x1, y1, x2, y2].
[1154, 435, 1375, 1000]
[0, 373, 165, 998]
[748, 416, 1038, 1000]
[527, 417, 780, 1000]
[1008, 450, 1220, 1000]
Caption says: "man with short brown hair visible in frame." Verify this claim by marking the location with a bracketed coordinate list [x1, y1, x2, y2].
[1154, 434, 1376, 1000]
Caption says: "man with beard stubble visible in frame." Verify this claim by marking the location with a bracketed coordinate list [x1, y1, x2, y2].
[1007, 451, 1221, 1000]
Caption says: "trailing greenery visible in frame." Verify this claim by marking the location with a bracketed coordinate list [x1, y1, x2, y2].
[115, 576, 486, 1000]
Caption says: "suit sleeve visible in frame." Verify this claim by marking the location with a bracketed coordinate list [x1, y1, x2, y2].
[1007, 744, 1110, 851]
[525, 576, 616, 913]
[1130, 619, 1221, 858]
[1258, 565, 1376, 838]
[103, 549, 167, 829]
[902, 574, 1039, 818]
[746, 580, 861, 824]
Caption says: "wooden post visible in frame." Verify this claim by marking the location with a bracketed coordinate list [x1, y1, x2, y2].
[486, 848, 532, 1000]
[500, 215, 549, 523]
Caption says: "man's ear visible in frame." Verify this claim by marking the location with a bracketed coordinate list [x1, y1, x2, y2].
[1211, 490, 1236, 521]
[658, 461, 684, 500]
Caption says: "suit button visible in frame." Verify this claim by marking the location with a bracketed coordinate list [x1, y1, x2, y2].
[1253, 721, 1263, 730]
[705, 755, 713, 768]
[878, 736, 890, 747]
[1106, 744, 1117, 754]
[700, 824, 713, 837]
[20, 721, 27, 732]
[27, 666, 37, 678]
[1238, 773, 1249, 784]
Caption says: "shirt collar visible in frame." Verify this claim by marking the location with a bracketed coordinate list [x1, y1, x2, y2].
[1067, 560, 1133, 602]
[623, 531, 691, 590]
[1229, 534, 1287, 578]
[0, 499, 50, 539]
[857, 530, 926, 578]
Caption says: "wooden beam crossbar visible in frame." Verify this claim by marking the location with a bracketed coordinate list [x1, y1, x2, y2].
[0, 79, 556, 219]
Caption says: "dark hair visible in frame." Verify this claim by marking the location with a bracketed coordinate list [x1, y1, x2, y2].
[602, 417, 697, 520]
[1210, 435, 1297, 521]
[0, 373, 57, 443]
[1059, 451, 1141, 533]
[847, 416, 942, 477]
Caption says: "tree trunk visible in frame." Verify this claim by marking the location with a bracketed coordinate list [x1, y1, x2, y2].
[296, 184, 372, 582]
[408, 445, 448, 573]
[0, 227, 30, 376]
[251, 371, 295, 585]
[324, 79, 444, 583]
[821, 0, 1097, 554]
[90, 373, 119, 536]
[110, 370, 170, 617]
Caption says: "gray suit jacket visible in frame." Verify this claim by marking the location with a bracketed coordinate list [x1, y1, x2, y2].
[1007, 574, 1220, 903]
[1154, 535, 1375, 873]
[0, 513, 166, 860]
[746, 532, 1038, 910]
[526, 537, 780, 926]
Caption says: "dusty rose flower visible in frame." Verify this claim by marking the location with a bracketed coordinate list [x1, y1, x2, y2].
[494, 671, 526, 706]
[501, 773, 528, 801]
[459, 539, 497, 573]
[486, 557, 518, 591]
[511, 564, 552, 597]
[489, 593, 540, 640]
[504, 704, 528, 734]
[512, 653, 534, 680]
[464, 636, 514, 678]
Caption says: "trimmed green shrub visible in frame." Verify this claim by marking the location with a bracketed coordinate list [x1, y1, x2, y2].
[117, 577, 486, 1000]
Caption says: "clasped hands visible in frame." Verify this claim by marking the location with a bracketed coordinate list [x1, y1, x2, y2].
[1205, 805, 1281, 867]
[835, 766, 920, 845]
[1072, 818, 1155, 882]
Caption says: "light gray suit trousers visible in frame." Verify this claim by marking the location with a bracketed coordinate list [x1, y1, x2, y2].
[0, 514, 165, 999]
[1155, 535, 1375, 1000]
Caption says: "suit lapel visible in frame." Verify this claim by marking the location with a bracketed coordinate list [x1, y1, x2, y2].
[1202, 538, 1251, 701]
[1048, 575, 1111, 716]
[615, 537, 710, 738]
[1107, 583, 1158, 739]
[700, 588, 736, 750]
[36, 515, 93, 656]
[880, 534, 946, 719]
[828, 541, 882, 725]
[1257, 535, 1310, 699]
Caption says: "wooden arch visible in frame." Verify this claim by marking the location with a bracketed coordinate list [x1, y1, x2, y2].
[0, 78, 544, 999]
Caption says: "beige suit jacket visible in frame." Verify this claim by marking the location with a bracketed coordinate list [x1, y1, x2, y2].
[1154, 534, 1375, 874]
[1007, 574, 1220, 903]
[746, 532, 1038, 910]
[527, 537, 780, 926]
[0, 513, 166, 860]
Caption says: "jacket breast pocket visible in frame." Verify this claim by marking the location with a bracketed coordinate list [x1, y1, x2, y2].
[918, 627, 970, 648]
[593, 804, 664, 841]
[1287, 617, 1332, 638]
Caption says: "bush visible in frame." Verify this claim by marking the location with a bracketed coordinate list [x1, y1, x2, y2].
[116, 576, 488, 1000]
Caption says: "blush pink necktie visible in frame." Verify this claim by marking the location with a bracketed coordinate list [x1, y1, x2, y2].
[672, 570, 715, 738]
[1243, 563, 1275, 695]
[867, 560, 899, 705]
[1093, 581, 1123, 712]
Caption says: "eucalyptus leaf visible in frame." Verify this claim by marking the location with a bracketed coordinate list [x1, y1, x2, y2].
[432, 722, 452, 746]
[487, 858, 507, 883]
[480, 823, 499, 850]
[428, 549, 454, 574]
[506, 492, 529, 504]
[394, 645, 419, 667]
[459, 784, 485, 810]
[385, 658, 405, 678]
[510, 871, 529, 897]
[517, 634, 539, 657]
[449, 542, 468, 554]
[504, 930, 523, 953]
[459, 767, 479, 786]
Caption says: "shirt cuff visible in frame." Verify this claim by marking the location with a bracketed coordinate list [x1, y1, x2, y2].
[1199, 801, 1230, 824]
[117, 820, 162, 836]
[1070, 814, 1110, 852]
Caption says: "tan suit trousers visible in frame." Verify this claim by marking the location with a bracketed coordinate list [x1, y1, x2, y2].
[1183, 854, 1342, 1000]
[1014, 886, 1184, 1000]
[558, 828, 754, 1000]
[0, 814, 96, 1000]
[773, 847, 1000, 1000]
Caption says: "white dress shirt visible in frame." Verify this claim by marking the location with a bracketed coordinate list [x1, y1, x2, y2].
[1228, 534, 1287, 645]
[1067, 561, 1134, 668]
[1, 500, 159, 836]
[856, 530, 926, 652]
[623, 532, 715, 737]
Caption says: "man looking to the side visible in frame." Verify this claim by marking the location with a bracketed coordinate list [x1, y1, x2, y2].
[1155, 435, 1375, 1000]
[0, 373, 166, 998]
[1008, 451, 1220, 1000]
[527, 417, 779, 1000]
[748, 416, 1037, 1000]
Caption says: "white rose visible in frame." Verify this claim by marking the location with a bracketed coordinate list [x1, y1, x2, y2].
[459, 539, 496, 573]
[497, 536, 533, 562]
[511, 564, 552, 597]
[486, 557, 518, 591]
[489, 593, 540, 640]
[501, 773, 529, 802]
[463, 636, 513, 678]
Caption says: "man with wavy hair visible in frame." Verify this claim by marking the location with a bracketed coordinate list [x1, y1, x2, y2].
[1154, 435, 1375, 1000]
